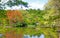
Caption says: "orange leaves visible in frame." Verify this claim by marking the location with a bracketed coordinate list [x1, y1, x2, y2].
[6, 10, 23, 22]
[7, 10, 15, 20]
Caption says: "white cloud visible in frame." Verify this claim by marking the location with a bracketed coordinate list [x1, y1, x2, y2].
[28, 3, 44, 10]
[22, 0, 46, 10]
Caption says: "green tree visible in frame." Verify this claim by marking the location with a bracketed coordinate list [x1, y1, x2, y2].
[44, 0, 60, 26]
[0, 0, 28, 10]
[43, 0, 60, 38]
[0, 0, 1, 2]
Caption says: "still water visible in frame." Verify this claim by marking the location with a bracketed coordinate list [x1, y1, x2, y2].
[0, 34, 44, 38]
[24, 34, 44, 38]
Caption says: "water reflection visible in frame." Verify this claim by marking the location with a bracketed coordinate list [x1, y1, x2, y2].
[0, 34, 44, 38]
[24, 35, 30, 38]
[39, 34, 44, 38]
[31, 36, 38, 38]
[0, 34, 3, 38]
[24, 34, 44, 38]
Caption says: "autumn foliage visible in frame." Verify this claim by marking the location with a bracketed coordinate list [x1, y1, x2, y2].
[6, 10, 23, 25]
[5, 10, 23, 38]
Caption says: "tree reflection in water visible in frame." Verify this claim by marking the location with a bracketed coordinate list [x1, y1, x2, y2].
[24, 34, 44, 38]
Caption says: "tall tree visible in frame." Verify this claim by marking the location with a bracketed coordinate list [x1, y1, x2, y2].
[0, 0, 28, 10]
[44, 0, 60, 26]
[0, 0, 1, 2]
[43, 0, 60, 38]
[46, 0, 60, 15]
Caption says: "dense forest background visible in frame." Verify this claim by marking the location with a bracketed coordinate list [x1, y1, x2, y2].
[0, 0, 60, 38]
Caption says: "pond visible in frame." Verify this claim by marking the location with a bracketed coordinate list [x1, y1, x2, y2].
[0, 34, 3, 38]
[0, 34, 44, 38]
[24, 34, 44, 38]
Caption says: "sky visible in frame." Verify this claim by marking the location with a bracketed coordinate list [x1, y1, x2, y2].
[0, 0, 48, 10]
[22, 0, 48, 10]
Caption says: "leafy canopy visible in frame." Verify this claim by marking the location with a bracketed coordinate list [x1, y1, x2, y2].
[0, 0, 28, 10]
